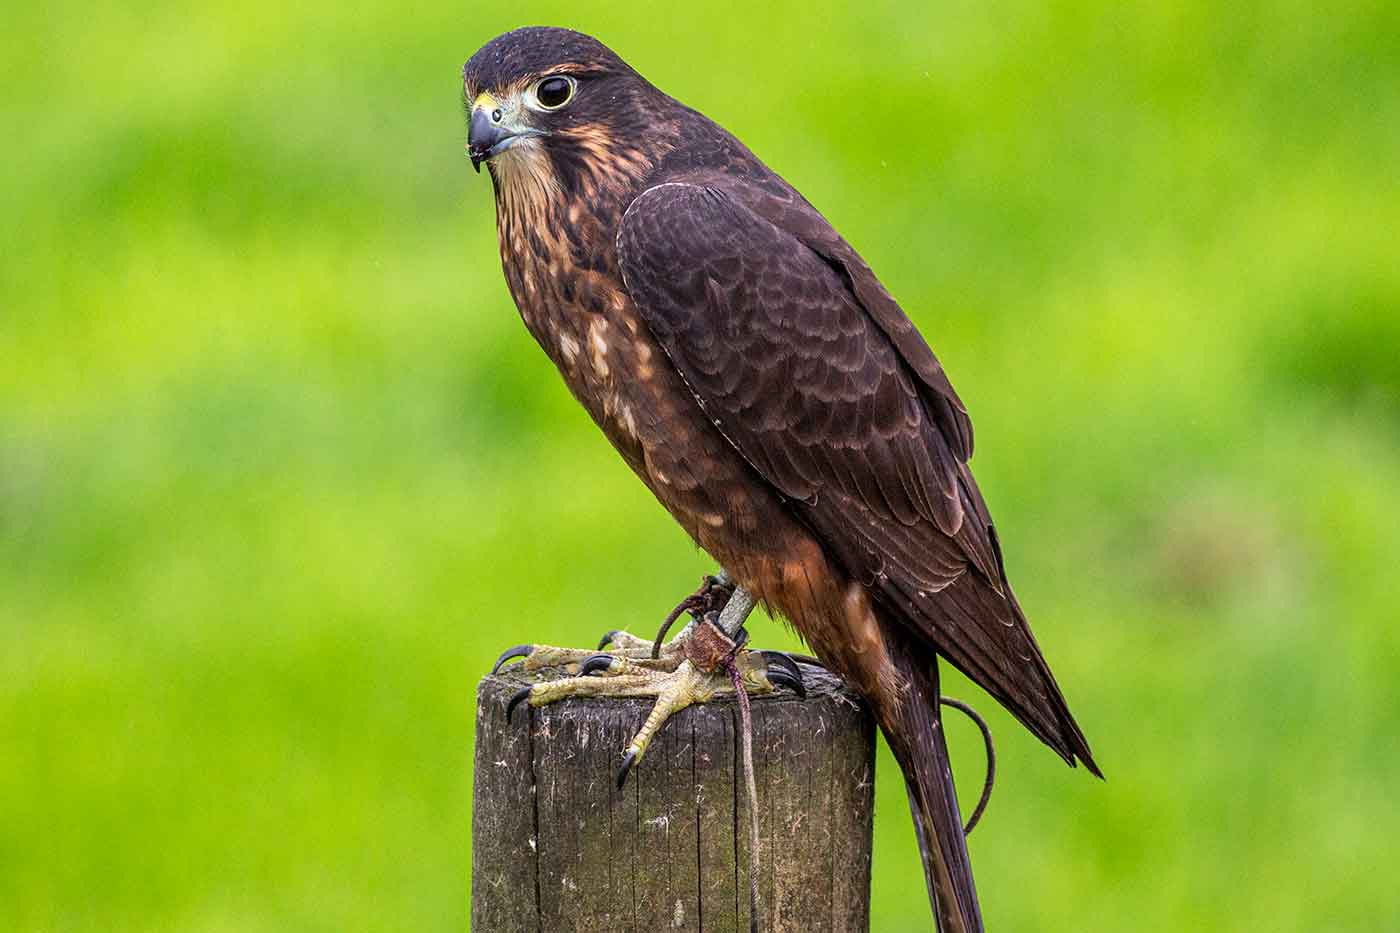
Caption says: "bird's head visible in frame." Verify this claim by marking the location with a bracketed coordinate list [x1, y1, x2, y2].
[462, 28, 665, 204]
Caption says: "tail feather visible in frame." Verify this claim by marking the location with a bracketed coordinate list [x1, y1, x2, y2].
[880, 633, 984, 933]
[881, 567, 1103, 779]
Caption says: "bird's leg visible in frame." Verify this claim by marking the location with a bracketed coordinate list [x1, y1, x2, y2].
[490, 572, 736, 676]
[491, 575, 806, 786]
[646, 571, 736, 657]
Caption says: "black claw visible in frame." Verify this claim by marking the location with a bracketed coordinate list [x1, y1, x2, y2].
[579, 653, 616, 677]
[597, 630, 622, 650]
[491, 645, 533, 674]
[762, 652, 807, 698]
[765, 669, 806, 698]
[616, 750, 637, 789]
[761, 650, 802, 681]
[505, 687, 532, 721]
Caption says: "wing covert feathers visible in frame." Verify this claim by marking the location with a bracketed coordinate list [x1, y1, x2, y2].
[618, 181, 1098, 775]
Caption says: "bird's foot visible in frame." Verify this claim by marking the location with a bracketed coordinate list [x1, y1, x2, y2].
[489, 572, 739, 676]
[490, 631, 685, 677]
[493, 615, 805, 787]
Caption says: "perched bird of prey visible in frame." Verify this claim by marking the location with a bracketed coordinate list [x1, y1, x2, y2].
[464, 27, 1099, 932]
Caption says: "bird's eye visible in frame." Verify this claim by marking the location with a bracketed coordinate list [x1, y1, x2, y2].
[534, 75, 575, 110]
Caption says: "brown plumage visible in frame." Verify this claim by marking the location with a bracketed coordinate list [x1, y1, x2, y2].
[465, 27, 1100, 931]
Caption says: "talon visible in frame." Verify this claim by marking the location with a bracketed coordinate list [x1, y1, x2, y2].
[491, 645, 533, 674]
[505, 686, 532, 721]
[616, 749, 638, 789]
[579, 653, 616, 676]
[597, 630, 622, 650]
[783, 652, 826, 671]
[760, 650, 804, 688]
[765, 668, 806, 698]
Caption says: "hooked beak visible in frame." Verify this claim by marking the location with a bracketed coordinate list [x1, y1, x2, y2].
[467, 106, 542, 173]
[467, 108, 506, 173]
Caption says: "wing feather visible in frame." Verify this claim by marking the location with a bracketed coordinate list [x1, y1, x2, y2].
[618, 182, 1097, 772]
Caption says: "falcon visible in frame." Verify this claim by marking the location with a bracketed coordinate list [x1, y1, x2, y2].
[463, 27, 1100, 932]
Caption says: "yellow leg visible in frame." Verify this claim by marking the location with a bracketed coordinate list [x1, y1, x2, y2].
[500, 648, 804, 787]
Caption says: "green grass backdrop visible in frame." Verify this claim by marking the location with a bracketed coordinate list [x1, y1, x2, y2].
[4, 1, 1398, 929]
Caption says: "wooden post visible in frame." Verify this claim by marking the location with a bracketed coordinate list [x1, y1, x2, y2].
[472, 663, 876, 933]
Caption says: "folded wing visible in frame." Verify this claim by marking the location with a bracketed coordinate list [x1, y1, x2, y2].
[617, 181, 1097, 772]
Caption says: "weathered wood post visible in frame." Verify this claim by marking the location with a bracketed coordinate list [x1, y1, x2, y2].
[472, 662, 876, 932]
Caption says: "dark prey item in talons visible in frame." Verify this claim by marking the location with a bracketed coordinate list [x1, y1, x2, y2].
[616, 749, 638, 790]
[491, 644, 532, 675]
[505, 687, 532, 721]
[578, 654, 615, 677]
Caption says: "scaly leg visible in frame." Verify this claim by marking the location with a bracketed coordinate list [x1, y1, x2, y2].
[489, 572, 736, 676]
[490, 577, 806, 787]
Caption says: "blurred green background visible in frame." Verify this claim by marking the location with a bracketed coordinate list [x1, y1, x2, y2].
[4, 0, 1398, 930]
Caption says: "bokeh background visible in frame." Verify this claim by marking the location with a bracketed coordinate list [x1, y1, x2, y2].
[5, 1, 1398, 930]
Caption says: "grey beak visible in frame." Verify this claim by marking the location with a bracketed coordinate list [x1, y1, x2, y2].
[468, 108, 510, 173]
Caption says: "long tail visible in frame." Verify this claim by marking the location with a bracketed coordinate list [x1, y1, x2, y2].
[877, 630, 983, 933]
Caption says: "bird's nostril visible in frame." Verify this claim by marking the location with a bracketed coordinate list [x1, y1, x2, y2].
[491, 109, 503, 123]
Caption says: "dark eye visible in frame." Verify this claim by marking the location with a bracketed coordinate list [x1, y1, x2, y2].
[534, 75, 575, 110]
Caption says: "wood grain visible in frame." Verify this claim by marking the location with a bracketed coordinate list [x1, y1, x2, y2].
[471, 664, 874, 932]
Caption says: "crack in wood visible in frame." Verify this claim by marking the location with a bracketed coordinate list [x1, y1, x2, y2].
[472, 666, 874, 932]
